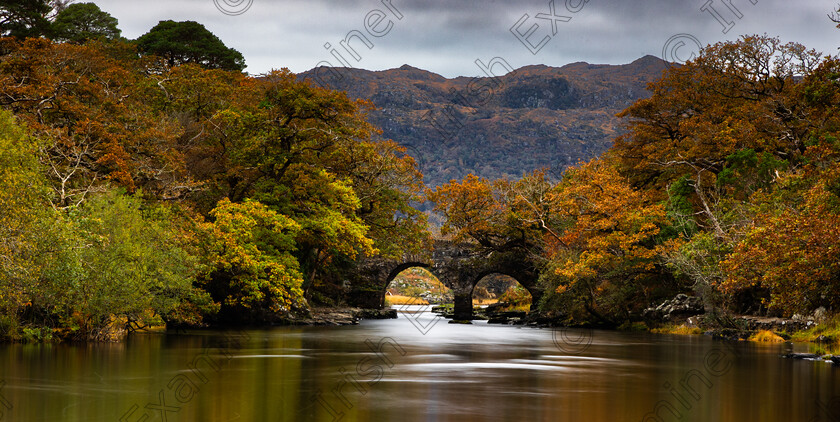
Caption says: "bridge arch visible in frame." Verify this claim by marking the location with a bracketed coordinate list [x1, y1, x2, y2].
[379, 262, 438, 308]
[348, 240, 543, 320]
[471, 271, 540, 313]
[385, 262, 432, 286]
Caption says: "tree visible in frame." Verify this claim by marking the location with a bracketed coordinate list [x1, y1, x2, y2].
[608, 34, 840, 318]
[0, 30, 431, 330]
[717, 57, 840, 316]
[135, 20, 245, 71]
[152, 65, 428, 303]
[0, 0, 51, 39]
[428, 173, 501, 245]
[52, 2, 121, 43]
[539, 159, 672, 323]
[37, 190, 212, 341]
[200, 198, 306, 321]
[427, 170, 553, 252]
[614, 35, 820, 193]
[0, 37, 191, 207]
[608, 36, 827, 312]
[0, 110, 50, 339]
[721, 166, 840, 316]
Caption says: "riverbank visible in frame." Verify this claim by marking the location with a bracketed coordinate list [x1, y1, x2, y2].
[283, 307, 397, 326]
[424, 302, 840, 360]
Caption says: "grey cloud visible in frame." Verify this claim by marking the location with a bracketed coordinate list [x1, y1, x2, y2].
[94, 0, 839, 77]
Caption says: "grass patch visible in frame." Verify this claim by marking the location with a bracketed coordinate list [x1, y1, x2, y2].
[748, 330, 785, 343]
[788, 315, 840, 343]
[493, 302, 531, 312]
[651, 324, 703, 335]
[385, 295, 428, 306]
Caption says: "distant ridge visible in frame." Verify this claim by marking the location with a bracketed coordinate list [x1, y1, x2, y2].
[299, 56, 669, 188]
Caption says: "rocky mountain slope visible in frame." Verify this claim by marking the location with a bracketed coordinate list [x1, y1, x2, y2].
[298, 55, 669, 188]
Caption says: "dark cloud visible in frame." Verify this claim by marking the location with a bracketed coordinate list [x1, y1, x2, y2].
[95, 0, 839, 76]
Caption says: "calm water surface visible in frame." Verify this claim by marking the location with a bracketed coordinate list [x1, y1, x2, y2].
[1, 305, 838, 421]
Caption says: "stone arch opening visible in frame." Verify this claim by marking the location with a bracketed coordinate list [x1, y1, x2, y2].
[381, 263, 451, 308]
[472, 273, 533, 311]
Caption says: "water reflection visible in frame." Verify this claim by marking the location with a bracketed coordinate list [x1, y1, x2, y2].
[0, 306, 837, 421]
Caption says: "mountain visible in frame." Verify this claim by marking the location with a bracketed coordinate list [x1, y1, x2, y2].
[298, 55, 669, 188]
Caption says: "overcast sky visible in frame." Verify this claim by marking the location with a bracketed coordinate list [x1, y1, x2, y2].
[94, 0, 839, 77]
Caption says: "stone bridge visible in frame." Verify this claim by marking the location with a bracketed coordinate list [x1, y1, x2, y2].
[346, 240, 542, 320]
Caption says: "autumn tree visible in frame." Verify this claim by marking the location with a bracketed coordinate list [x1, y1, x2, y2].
[613, 35, 821, 242]
[0, 25, 429, 327]
[720, 166, 840, 315]
[539, 159, 673, 323]
[718, 57, 840, 316]
[0, 37, 191, 206]
[200, 199, 306, 322]
[611, 35, 831, 311]
[427, 170, 553, 253]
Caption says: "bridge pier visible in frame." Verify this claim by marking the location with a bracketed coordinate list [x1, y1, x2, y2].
[452, 292, 474, 321]
[528, 288, 543, 314]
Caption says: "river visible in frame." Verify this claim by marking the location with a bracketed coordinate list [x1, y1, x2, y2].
[1, 305, 838, 421]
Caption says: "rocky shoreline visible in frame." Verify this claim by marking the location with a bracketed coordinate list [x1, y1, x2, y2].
[280, 307, 397, 326]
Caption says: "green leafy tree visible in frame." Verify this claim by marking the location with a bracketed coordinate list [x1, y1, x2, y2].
[201, 198, 306, 321]
[0, 110, 49, 338]
[191, 70, 428, 296]
[0, 0, 51, 38]
[135, 20, 245, 71]
[37, 190, 212, 341]
[52, 2, 121, 43]
[152, 65, 428, 305]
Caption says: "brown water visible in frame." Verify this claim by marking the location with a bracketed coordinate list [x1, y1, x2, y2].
[0, 305, 838, 422]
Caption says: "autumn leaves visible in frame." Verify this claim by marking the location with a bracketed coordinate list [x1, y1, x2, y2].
[431, 35, 840, 323]
[0, 36, 427, 338]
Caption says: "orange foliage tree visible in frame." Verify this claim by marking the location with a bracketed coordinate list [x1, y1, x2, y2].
[721, 166, 840, 315]
[0, 37, 189, 206]
[540, 158, 673, 323]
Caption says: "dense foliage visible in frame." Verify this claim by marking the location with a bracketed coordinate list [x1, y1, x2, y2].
[1, 2, 839, 339]
[136, 20, 245, 71]
[431, 33, 840, 325]
[52, 2, 120, 43]
[0, 12, 426, 339]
